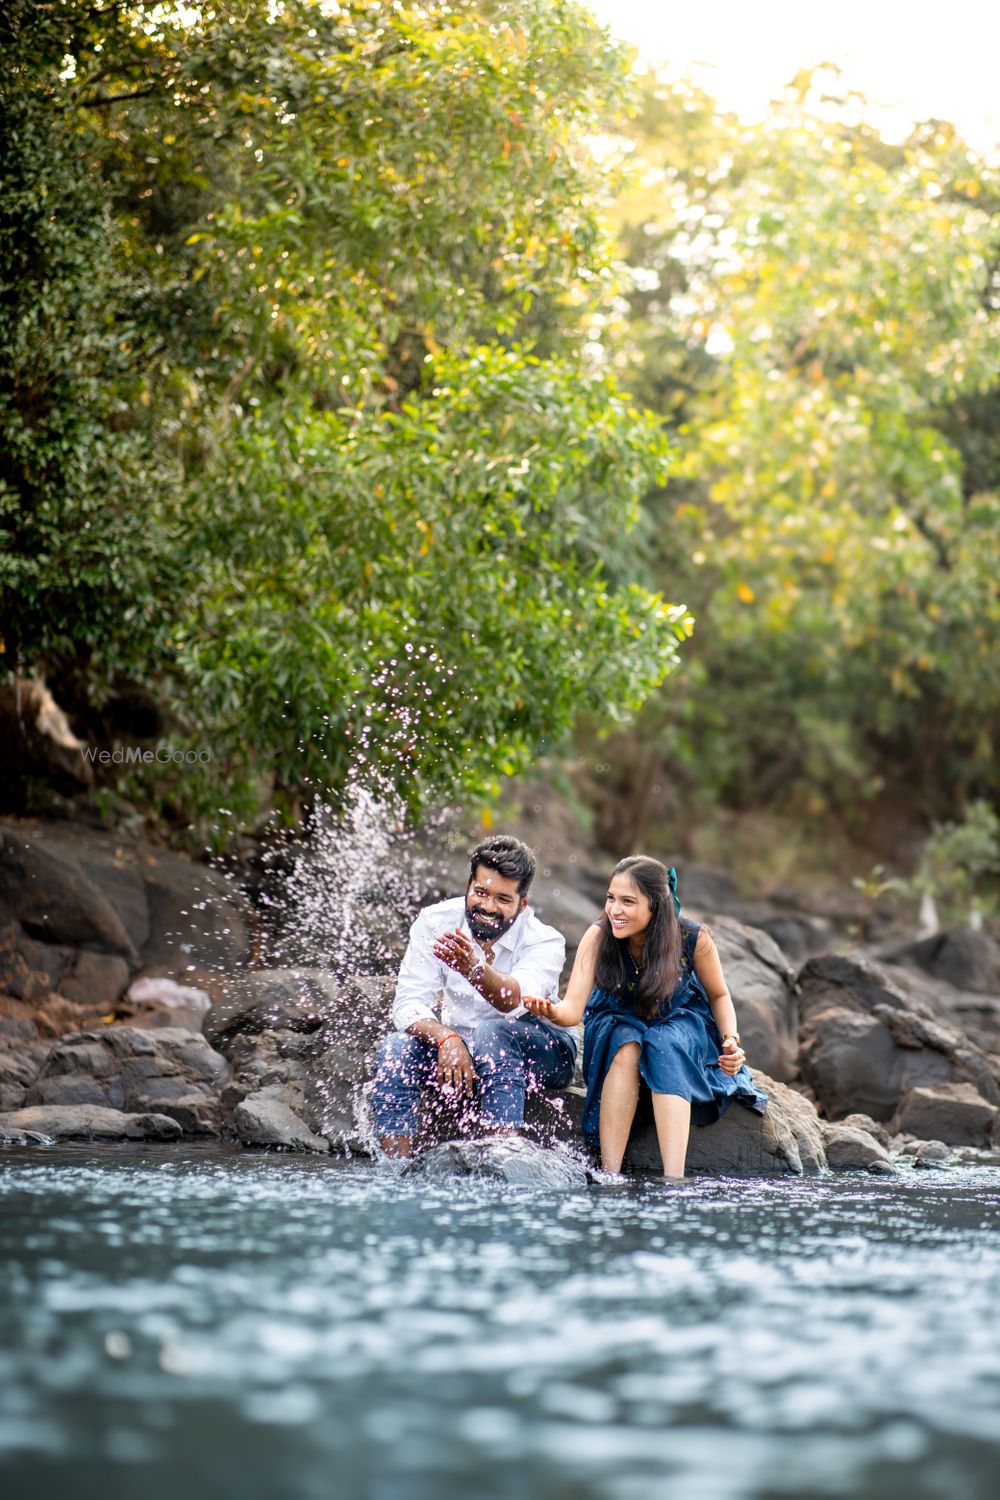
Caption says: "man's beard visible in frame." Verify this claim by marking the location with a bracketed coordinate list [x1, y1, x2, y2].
[465, 898, 519, 944]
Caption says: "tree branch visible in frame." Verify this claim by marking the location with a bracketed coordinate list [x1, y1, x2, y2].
[79, 86, 156, 107]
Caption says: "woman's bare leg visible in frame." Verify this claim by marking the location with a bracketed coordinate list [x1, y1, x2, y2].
[651, 1092, 691, 1179]
[599, 1041, 641, 1172]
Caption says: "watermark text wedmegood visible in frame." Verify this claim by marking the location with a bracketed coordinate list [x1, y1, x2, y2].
[81, 745, 213, 766]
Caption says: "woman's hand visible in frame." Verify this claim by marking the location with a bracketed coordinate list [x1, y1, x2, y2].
[522, 995, 558, 1021]
[718, 1036, 747, 1076]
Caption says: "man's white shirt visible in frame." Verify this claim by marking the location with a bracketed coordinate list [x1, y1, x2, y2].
[391, 896, 566, 1045]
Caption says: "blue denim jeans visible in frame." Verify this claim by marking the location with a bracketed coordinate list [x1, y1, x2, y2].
[371, 1015, 576, 1134]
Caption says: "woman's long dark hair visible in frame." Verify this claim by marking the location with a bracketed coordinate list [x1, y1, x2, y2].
[594, 856, 684, 1020]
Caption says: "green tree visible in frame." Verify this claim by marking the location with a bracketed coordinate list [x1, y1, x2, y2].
[605, 68, 1000, 831]
[0, 0, 180, 710]
[1, 1, 691, 824]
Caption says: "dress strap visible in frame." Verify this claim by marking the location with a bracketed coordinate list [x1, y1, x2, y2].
[681, 920, 701, 966]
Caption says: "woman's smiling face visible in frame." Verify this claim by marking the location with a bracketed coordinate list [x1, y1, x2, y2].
[605, 873, 653, 943]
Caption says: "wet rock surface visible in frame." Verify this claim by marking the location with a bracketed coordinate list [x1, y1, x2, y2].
[403, 1135, 591, 1186]
[0, 1103, 183, 1142]
[24, 1027, 229, 1136]
[232, 1086, 330, 1153]
[627, 1072, 826, 1176]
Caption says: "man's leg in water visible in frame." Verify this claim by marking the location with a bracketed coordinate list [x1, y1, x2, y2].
[371, 1031, 437, 1157]
[472, 1016, 574, 1133]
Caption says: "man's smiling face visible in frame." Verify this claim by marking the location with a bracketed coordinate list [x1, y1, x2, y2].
[464, 864, 526, 944]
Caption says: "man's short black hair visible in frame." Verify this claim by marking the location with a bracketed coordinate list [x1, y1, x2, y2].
[468, 834, 536, 897]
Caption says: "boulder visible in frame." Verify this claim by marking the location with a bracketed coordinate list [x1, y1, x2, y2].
[705, 918, 799, 1082]
[797, 953, 1000, 1124]
[404, 1136, 590, 1186]
[822, 1122, 895, 1172]
[909, 1139, 953, 1168]
[0, 1103, 182, 1142]
[207, 970, 392, 1149]
[0, 1033, 49, 1110]
[0, 830, 137, 958]
[839, 1113, 893, 1148]
[25, 1026, 228, 1135]
[627, 1072, 826, 1176]
[203, 968, 344, 1048]
[880, 929, 1000, 996]
[891, 1083, 999, 1147]
[138, 846, 251, 974]
[0, 819, 252, 994]
[57, 951, 131, 1009]
[875, 961, 1000, 1057]
[232, 1086, 330, 1153]
[720, 903, 835, 964]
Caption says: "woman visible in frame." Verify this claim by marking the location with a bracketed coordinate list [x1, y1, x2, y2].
[524, 856, 767, 1177]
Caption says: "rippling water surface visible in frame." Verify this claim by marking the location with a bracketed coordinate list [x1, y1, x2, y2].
[1, 1146, 998, 1500]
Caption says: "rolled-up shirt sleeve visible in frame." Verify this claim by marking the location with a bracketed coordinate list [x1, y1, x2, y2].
[509, 927, 566, 1005]
[391, 910, 445, 1032]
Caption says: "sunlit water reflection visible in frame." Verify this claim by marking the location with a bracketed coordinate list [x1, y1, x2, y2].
[1, 1147, 998, 1499]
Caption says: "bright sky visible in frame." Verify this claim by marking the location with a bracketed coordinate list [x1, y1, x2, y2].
[583, 0, 1000, 156]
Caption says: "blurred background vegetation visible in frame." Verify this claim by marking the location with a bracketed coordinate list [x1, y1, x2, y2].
[1, 1, 998, 893]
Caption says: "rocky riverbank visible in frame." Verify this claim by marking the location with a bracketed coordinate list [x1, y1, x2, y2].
[3, 815, 1000, 1174]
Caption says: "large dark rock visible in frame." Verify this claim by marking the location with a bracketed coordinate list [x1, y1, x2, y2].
[203, 968, 346, 1047]
[797, 953, 1000, 1130]
[139, 847, 252, 974]
[25, 1026, 229, 1135]
[880, 929, 1000, 996]
[0, 830, 137, 958]
[891, 1083, 999, 1147]
[0, 1033, 49, 1110]
[0, 820, 252, 996]
[707, 918, 799, 1082]
[867, 958, 1000, 1058]
[715, 902, 835, 964]
[626, 1072, 826, 1176]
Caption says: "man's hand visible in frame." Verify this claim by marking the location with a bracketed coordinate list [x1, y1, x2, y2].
[437, 1034, 477, 1096]
[433, 928, 478, 979]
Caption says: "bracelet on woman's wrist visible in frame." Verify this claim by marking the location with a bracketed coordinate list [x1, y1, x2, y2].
[722, 1032, 741, 1045]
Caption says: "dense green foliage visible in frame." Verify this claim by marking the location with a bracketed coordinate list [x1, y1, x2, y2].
[602, 69, 1000, 834]
[0, 1, 689, 822]
[4, 7, 997, 845]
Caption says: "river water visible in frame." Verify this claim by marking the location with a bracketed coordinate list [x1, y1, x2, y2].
[1, 1146, 998, 1500]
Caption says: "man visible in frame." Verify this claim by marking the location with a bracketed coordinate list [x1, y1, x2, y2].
[371, 834, 575, 1157]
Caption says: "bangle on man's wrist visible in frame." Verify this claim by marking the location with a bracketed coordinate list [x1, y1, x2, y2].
[435, 1030, 461, 1048]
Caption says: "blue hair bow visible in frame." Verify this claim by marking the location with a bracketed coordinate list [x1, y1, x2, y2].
[667, 865, 682, 916]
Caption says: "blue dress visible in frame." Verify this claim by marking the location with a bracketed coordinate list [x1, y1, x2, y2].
[581, 920, 768, 1144]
